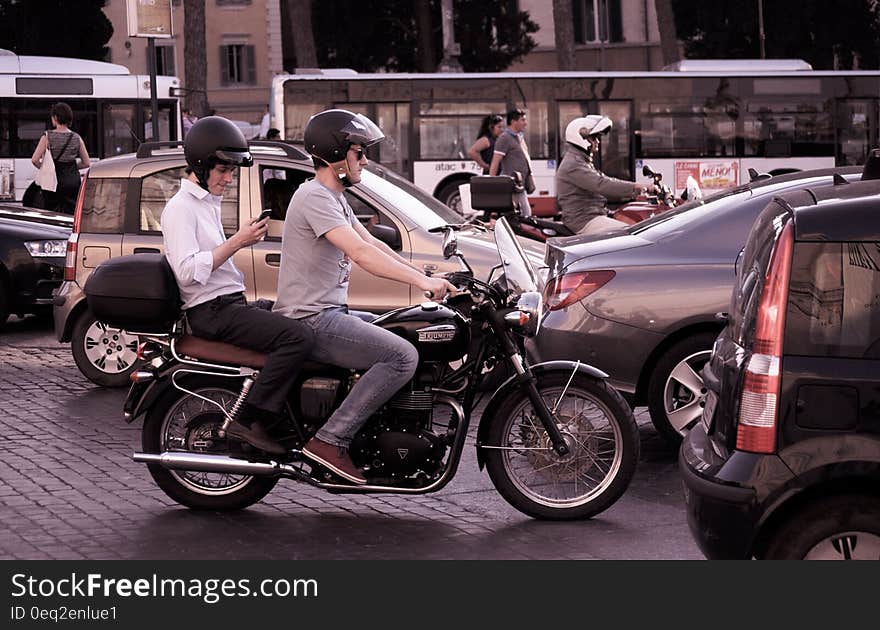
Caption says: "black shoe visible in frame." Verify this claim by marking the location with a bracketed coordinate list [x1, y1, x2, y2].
[226, 419, 286, 455]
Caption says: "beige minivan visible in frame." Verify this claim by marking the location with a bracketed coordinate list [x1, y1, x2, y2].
[54, 141, 542, 386]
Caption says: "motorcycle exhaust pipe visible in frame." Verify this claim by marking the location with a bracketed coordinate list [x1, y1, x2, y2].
[133, 451, 282, 476]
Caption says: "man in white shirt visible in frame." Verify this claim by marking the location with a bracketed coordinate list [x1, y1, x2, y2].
[161, 116, 314, 455]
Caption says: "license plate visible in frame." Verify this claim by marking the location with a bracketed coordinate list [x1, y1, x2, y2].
[702, 390, 718, 430]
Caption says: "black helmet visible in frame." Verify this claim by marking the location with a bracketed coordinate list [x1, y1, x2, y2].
[184, 116, 253, 184]
[304, 109, 384, 164]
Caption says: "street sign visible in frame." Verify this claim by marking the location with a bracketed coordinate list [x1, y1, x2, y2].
[126, 0, 174, 39]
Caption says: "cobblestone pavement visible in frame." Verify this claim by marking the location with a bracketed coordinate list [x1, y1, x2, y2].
[0, 320, 702, 560]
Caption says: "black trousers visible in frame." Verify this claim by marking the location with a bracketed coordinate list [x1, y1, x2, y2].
[185, 294, 314, 415]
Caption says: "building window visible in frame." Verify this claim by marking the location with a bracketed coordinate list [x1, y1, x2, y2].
[572, 0, 623, 44]
[155, 45, 175, 76]
[220, 44, 256, 85]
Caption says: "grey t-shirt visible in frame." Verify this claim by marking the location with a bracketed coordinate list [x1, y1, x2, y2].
[273, 179, 357, 319]
[494, 130, 535, 193]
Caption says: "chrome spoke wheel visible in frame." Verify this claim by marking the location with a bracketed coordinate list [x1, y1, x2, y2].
[500, 385, 624, 509]
[160, 388, 253, 496]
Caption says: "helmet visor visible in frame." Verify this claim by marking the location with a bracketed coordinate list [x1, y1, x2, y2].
[215, 148, 254, 167]
[343, 113, 385, 148]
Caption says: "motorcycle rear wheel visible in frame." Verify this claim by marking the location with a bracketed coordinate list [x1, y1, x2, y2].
[485, 372, 639, 520]
[142, 382, 279, 510]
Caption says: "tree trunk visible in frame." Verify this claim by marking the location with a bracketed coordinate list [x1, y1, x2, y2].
[183, 0, 209, 117]
[287, 0, 318, 68]
[552, 0, 576, 71]
[414, 0, 436, 73]
[654, 0, 679, 67]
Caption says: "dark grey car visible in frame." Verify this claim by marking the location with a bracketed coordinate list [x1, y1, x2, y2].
[529, 166, 863, 443]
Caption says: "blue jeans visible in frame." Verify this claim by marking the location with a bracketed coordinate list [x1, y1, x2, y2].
[301, 307, 419, 448]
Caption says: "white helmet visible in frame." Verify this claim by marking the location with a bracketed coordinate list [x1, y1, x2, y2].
[565, 115, 612, 152]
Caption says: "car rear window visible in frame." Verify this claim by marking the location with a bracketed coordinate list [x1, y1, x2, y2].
[139, 167, 239, 234]
[80, 177, 127, 233]
[784, 241, 880, 358]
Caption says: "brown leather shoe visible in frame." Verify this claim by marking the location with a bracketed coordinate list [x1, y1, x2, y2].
[302, 437, 366, 485]
[226, 420, 286, 455]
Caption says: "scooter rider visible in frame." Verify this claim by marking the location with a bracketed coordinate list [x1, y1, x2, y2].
[274, 109, 456, 484]
[161, 116, 314, 455]
[557, 115, 654, 235]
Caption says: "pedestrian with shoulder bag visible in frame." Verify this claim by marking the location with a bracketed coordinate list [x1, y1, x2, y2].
[30, 102, 91, 214]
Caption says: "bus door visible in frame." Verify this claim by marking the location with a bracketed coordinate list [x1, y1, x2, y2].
[836, 99, 876, 166]
[557, 100, 633, 181]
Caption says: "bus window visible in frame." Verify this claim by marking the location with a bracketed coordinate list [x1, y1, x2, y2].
[141, 104, 173, 143]
[103, 104, 138, 156]
[417, 101, 503, 160]
[744, 101, 834, 158]
[375, 102, 410, 176]
[283, 102, 323, 143]
[523, 101, 550, 160]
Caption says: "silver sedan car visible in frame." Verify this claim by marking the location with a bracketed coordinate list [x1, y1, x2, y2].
[529, 166, 862, 444]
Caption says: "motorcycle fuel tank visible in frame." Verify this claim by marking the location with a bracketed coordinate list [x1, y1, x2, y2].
[372, 302, 470, 362]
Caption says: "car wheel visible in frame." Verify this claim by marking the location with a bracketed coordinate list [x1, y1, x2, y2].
[71, 311, 141, 387]
[0, 279, 8, 329]
[647, 332, 716, 444]
[762, 494, 880, 560]
[437, 180, 465, 216]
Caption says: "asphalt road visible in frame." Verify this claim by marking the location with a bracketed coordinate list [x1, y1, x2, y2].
[0, 314, 702, 560]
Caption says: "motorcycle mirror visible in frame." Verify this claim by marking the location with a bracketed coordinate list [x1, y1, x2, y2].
[642, 164, 655, 178]
[442, 228, 458, 259]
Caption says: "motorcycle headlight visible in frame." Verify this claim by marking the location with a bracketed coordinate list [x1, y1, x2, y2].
[24, 240, 67, 257]
[503, 291, 543, 337]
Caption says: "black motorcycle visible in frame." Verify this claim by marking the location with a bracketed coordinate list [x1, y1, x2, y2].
[84, 218, 639, 520]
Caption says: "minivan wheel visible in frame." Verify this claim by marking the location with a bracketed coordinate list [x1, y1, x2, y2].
[71, 311, 141, 387]
[762, 495, 880, 560]
[647, 333, 716, 445]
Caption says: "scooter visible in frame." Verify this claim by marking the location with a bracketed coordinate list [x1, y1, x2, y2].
[611, 164, 702, 225]
[468, 173, 574, 243]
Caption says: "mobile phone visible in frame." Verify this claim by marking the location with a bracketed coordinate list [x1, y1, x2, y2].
[256, 209, 273, 222]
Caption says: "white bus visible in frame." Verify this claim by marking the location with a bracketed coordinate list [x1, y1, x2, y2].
[0, 49, 181, 201]
[271, 61, 880, 215]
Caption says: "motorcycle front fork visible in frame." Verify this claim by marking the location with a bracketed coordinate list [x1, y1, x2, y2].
[507, 353, 570, 457]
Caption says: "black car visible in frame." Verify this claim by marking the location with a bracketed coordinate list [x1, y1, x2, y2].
[0, 204, 71, 328]
[680, 173, 880, 560]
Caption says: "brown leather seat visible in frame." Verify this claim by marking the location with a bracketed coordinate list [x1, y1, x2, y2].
[176, 335, 268, 368]
[175, 335, 336, 373]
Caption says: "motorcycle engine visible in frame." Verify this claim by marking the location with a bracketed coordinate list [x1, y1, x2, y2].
[349, 392, 447, 480]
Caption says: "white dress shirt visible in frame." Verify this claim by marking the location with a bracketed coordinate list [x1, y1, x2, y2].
[161, 178, 246, 309]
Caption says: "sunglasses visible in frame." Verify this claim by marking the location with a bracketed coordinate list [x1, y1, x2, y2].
[350, 147, 366, 160]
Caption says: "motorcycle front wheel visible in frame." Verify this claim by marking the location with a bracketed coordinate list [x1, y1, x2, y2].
[485, 372, 639, 520]
[142, 381, 279, 511]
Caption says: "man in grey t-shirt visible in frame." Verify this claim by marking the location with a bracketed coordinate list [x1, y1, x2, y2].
[489, 108, 535, 194]
[274, 109, 456, 485]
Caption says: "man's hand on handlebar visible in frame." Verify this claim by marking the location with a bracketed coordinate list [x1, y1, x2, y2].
[421, 276, 459, 300]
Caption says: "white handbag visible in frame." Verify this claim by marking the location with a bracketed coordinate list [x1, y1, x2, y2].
[34, 132, 57, 193]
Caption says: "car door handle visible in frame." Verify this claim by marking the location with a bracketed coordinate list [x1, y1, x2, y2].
[134, 247, 160, 254]
[265, 253, 281, 266]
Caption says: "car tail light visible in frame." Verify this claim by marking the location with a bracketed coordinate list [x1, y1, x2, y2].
[63, 233, 79, 282]
[72, 171, 87, 234]
[735, 221, 793, 454]
[63, 173, 88, 282]
[543, 270, 615, 311]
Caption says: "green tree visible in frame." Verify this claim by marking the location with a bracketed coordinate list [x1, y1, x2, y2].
[312, 0, 537, 72]
[672, 0, 880, 69]
[0, 0, 112, 60]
